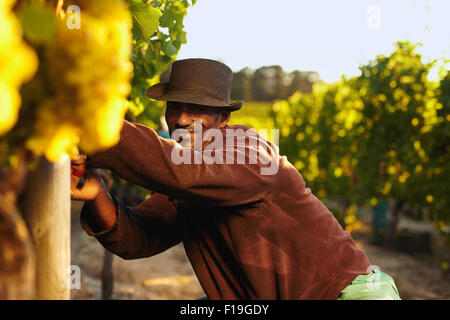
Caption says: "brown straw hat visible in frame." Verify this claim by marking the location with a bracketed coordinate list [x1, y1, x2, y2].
[145, 58, 243, 111]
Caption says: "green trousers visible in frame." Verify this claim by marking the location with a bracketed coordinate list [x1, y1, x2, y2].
[337, 269, 401, 300]
[197, 270, 401, 300]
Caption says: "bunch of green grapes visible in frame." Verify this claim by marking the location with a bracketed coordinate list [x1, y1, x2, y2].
[0, 0, 38, 136]
[26, 0, 133, 161]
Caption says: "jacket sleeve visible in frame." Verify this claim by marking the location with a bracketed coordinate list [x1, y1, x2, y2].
[80, 192, 181, 260]
[85, 120, 278, 206]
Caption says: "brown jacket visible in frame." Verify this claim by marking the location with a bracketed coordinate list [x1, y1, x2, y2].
[80, 120, 371, 299]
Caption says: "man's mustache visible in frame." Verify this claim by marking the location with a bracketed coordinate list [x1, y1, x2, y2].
[172, 123, 208, 144]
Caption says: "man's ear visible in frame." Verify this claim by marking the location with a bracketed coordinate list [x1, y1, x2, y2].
[218, 109, 231, 128]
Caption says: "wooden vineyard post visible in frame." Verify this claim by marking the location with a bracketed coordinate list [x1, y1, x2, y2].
[23, 155, 71, 300]
[0, 150, 35, 299]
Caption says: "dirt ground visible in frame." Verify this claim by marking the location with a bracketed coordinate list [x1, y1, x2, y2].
[70, 201, 450, 300]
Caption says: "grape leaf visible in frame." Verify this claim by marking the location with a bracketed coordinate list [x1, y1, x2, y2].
[128, 0, 162, 40]
[18, 3, 56, 44]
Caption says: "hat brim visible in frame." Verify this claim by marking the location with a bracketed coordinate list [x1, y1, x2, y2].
[145, 83, 243, 111]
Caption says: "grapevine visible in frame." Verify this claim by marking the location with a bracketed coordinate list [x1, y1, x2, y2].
[24, 0, 134, 161]
[0, 0, 37, 136]
[272, 41, 449, 227]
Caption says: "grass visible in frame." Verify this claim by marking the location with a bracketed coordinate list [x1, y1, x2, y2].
[228, 101, 276, 133]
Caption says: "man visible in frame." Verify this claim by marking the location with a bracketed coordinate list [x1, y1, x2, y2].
[71, 58, 400, 299]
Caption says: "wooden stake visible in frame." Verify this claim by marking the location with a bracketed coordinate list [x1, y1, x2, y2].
[0, 149, 35, 299]
[23, 155, 71, 300]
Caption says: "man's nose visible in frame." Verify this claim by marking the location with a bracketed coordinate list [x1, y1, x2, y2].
[175, 109, 193, 128]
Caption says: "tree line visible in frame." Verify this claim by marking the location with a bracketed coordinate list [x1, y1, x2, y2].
[230, 66, 320, 102]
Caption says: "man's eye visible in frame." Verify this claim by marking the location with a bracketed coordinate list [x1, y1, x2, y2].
[167, 105, 181, 112]
[192, 106, 206, 112]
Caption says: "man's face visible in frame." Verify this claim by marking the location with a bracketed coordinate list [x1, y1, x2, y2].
[165, 101, 230, 146]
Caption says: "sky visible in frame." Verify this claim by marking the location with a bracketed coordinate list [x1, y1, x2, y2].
[177, 0, 450, 83]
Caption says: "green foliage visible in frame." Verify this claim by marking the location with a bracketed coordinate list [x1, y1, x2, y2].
[353, 42, 435, 201]
[229, 102, 275, 130]
[128, 0, 195, 128]
[18, 3, 56, 44]
[272, 41, 449, 227]
[425, 69, 450, 225]
[128, 0, 162, 40]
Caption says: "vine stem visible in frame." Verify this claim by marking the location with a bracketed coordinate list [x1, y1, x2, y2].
[55, 0, 64, 17]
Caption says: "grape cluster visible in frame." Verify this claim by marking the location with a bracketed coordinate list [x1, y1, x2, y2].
[0, 0, 38, 136]
[26, 0, 133, 161]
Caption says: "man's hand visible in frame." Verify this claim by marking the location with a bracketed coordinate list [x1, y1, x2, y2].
[70, 154, 104, 201]
[70, 154, 118, 231]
